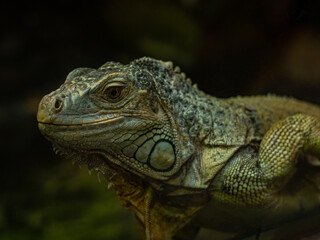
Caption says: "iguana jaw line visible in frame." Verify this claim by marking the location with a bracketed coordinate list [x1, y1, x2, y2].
[49, 142, 115, 175]
[37, 116, 123, 127]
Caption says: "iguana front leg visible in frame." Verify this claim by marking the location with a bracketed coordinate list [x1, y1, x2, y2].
[213, 114, 320, 207]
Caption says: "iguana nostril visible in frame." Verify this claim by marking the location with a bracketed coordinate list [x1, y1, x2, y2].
[54, 98, 63, 112]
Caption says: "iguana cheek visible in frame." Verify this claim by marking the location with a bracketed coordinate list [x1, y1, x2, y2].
[121, 137, 176, 171]
[122, 144, 139, 158]
[149, 141, 175, 171]
[135, 139, 155, 163]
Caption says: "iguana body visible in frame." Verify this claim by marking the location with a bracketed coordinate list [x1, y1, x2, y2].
[37, 57, 320, 240]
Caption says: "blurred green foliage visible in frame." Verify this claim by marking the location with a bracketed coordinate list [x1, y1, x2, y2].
[0, 161, 139, 240]
[103, 0, 200, 66]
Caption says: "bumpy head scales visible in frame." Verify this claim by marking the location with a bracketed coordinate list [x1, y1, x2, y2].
[37, 57, 198, 180]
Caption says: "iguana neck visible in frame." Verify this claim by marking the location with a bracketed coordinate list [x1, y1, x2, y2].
[158, 82, 252, 191]
[166, 82, 250, 147]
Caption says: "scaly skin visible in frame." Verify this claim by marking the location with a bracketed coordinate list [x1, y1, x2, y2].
[37, 57, 320, 240]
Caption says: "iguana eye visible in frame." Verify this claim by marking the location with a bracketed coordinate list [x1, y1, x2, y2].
[102, 83, 127, 102]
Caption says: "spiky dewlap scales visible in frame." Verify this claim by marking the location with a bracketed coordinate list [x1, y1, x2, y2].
[38, 57, 320, 240]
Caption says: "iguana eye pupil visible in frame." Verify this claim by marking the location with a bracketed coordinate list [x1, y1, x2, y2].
[110, 88, 118, 97]
[104, 86, 126, 102]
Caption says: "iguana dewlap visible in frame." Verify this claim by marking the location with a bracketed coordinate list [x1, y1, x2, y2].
[37, 57, 320, 240]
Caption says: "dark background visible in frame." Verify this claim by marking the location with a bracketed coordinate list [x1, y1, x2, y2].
[1, 0, 320, 239]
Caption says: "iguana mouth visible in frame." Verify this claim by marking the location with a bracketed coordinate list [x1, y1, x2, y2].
[38, 116, 124, 127]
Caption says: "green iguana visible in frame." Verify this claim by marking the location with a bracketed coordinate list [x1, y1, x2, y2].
[37, 57, 320, 240]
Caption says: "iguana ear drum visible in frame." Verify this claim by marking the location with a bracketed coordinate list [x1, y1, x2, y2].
[149, 140, 175, 171]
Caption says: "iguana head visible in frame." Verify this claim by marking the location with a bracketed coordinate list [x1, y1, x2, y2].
[37, 57, 197, 180]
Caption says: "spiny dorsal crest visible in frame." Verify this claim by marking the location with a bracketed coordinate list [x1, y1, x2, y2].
[130, 57, 193, 88]
[99, 61, 124, 71]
